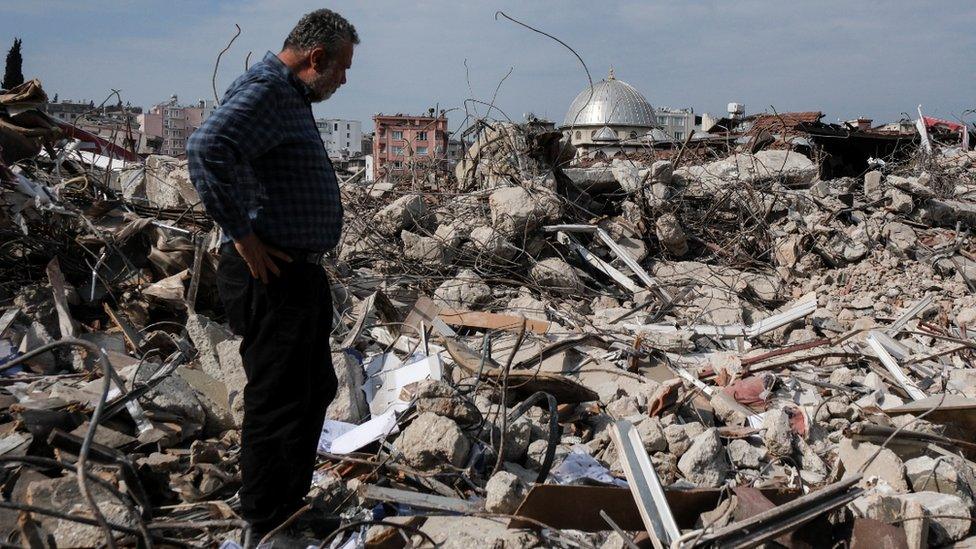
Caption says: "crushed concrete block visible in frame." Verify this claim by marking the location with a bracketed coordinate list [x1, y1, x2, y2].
[655, 213, 688, 256]
[530, 257, 584, 293]
[884, 222, 917, 256]
[838, 438, 909, 491]
[852, 491, 928, 549]
[650, 160, 673, 185]
[506, 291, 548, 322]
[887, 188, 915, 214]
[948, 369, 976, 398]
[484, 471, 527, 514]
[417, 516, 540, 549]
[905, 455, 976, 507]
[830, 367, 854, 386]
[327, 351, 368, 424]
[395, 412, 470, 469]
[763, 409, 794, 457]
[864, 170, 884, 201]
[610, 158, 643, 193]
[176, 366, 237, 432]
[677, 428, 729, 487]
[213, 338, 248, 426]
[374, 194, 427, 235]
[185, 312, 233, 374]
[488, 186, 559, 239]
[415, 380, 480, 425]
[127, 361, 205, 441]
[402, 230, 451, 265]
[606, 396, 640, 419]
[468, 225, 518, 262]
[903, 491, 972, 545]
[27, 476, 137, 548]
[434, 269, 492, 309]
[728, 438, 765, 469]
[632, 416, 668, 453]
[664, 422, 704, 457]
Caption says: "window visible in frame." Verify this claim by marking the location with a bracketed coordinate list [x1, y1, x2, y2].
[416, 146, 428, 156]
[392, 161, 403, 169]
[630, 131, 638, 139]
[392, 146, 404, 155]
[346, 123, 350, 129]
[575, 131, 581, 139]
[590, 130, 596, 138]
[346, 133, 350, 138]
[392, 130, 403, 139]
[334, 123, 338, 131]
[674, 131, 684, 140]
[417, 131, 428, 141]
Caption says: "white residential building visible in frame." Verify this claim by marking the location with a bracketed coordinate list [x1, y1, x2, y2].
[655, 107, 696, 141]
[316, 118, 362, 159]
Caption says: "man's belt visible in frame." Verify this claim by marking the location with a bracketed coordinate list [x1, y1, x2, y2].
[278, 247, 325, 264]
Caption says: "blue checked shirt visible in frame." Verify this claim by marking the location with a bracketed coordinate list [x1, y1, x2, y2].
[187, 51, 343, 252]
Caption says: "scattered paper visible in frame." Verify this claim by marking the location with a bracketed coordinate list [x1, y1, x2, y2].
[318, 410, 400, 455]
[550, 445, 627, 487]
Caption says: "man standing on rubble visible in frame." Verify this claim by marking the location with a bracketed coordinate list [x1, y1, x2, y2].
[186, 9, 357, 542]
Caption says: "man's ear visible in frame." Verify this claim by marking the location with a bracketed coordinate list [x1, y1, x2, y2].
[309, 46, 331, 72]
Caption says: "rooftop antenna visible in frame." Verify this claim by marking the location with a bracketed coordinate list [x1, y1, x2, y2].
[608, 66, 615, 80]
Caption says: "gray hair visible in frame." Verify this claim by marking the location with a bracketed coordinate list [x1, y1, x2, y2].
[283, 9, 359, 55]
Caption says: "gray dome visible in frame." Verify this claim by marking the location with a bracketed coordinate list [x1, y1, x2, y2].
[561, 72, 655, 129]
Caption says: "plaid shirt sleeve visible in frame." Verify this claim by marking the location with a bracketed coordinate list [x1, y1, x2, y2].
[186, 78, 282, 239]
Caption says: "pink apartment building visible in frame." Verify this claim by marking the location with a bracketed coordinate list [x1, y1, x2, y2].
[138, 95, 215, 157]
[372, 111, 449, 181]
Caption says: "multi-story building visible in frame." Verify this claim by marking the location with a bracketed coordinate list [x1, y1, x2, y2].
[315, 118, 362, 160]
[372, 111, 449, 181]
[655, 107, 697, 142]
[138, 96, 214, 157]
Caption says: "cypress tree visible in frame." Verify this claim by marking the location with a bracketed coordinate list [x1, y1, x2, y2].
[2, 38, 24, 90]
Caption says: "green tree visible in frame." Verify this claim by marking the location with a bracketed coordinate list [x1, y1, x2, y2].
[2, 38, 24, 90]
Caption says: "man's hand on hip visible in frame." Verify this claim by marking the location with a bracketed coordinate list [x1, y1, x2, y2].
[234, 233, 293, 284]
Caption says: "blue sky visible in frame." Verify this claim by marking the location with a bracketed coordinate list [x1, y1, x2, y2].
[2, 0, 974, 134]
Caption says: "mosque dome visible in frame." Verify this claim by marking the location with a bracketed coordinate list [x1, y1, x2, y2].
[560, 68, 656, 129]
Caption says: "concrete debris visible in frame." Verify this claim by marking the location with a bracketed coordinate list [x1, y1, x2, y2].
[2, 87, 976, 547]
[394, 411, 470, 469]
[677, 428, 729, 487]
[484, 471, 527, 514]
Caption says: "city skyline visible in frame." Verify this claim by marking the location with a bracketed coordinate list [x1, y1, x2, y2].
[2, 0, 974, 135]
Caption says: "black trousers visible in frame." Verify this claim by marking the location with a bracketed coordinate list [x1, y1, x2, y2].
[216, 243, 338, 533]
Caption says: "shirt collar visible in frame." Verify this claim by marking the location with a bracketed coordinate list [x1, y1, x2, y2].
[262, 51, 315, 102]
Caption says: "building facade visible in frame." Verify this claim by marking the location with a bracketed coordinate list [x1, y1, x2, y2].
[655, 107, 697, 142]
[372, 111, 449, 181]
[138, 96, 214, 157]
[315, 118, 362, 160]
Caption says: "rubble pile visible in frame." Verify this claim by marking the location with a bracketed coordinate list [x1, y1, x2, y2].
[3, 78, 976, 547]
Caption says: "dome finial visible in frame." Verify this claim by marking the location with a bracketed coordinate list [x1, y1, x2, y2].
[608, 65, 615, 80]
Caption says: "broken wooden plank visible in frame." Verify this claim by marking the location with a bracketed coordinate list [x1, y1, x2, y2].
[403, 295, 456, 339]
[358, 484, 479, 514]
[102, 303, 144, 353]
[438, 309, 552, 335]
[45, 258, 76, 339]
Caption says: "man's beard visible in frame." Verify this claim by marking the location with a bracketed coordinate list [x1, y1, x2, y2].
[308, 71, 337, 103]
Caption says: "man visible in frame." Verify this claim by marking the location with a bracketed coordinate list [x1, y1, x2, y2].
[186, 9, 357, 540]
